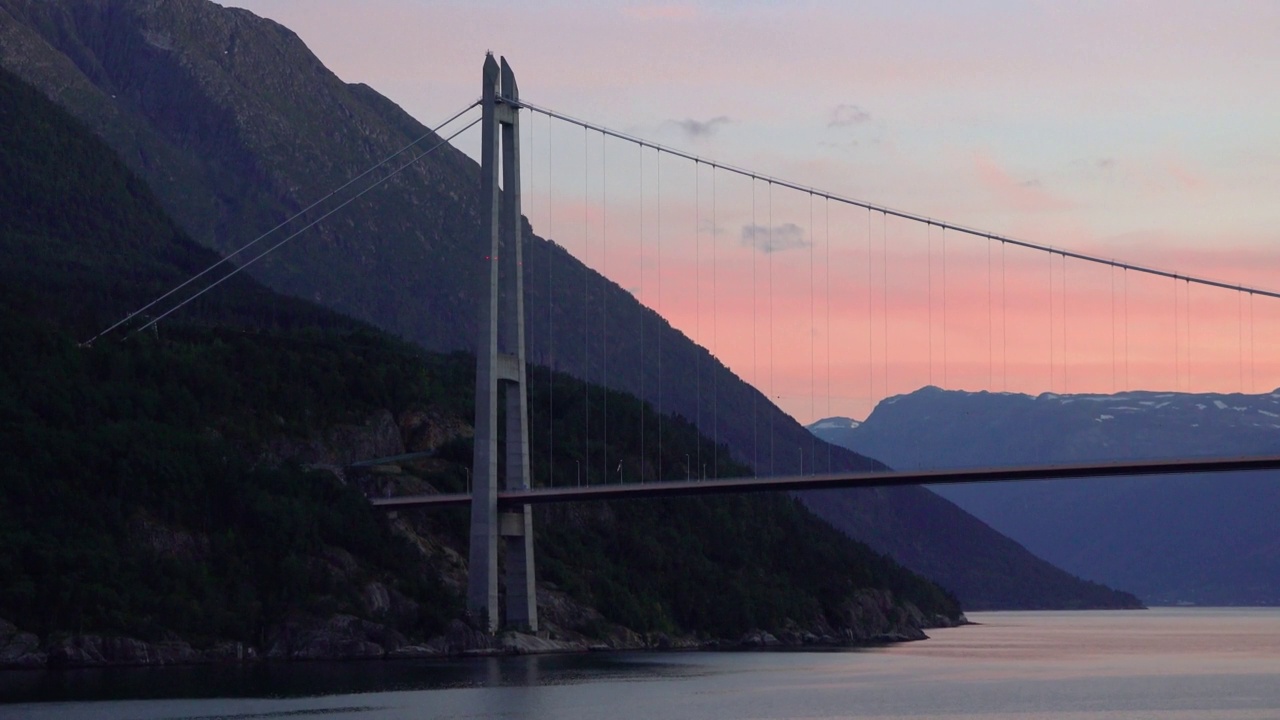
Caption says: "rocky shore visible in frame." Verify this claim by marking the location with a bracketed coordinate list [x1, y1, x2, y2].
[0, 588, 966, 670]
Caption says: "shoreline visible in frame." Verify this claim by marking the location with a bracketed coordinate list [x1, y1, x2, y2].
[0, 617, 971, 672]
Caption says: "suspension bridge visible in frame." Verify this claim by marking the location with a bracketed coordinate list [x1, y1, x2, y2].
[101, 54, 1280, 634]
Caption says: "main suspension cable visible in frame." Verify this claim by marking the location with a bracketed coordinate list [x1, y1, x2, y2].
[87, 101, 480, 345]
[520, 99, 1280, 301]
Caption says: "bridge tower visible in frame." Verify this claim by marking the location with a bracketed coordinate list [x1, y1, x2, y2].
[468, 54, 537, 633]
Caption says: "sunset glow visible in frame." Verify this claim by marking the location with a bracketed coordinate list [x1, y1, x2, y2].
[228, 0, 1280, 422]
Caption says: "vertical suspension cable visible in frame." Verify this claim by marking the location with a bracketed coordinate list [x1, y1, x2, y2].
[928, 222, 934, 387]
[752, 179, 759, 475]
[695, 161, 701, 480]
[1062, 255, 1068, 393]
[768, 181, 775, 475]
[1239, 289, 1245, 392]
[867, 208, 874, 417]
[1111, 265, 1117, 393]
[808, 192, 815, 474]
[541, 112, 554, 486]
[1124, 268, 1130, 390]
[1174, 276, 1180, 391]
[525, 107, 533, 224]
[601, 133, 609, 481]
[1049, 251, 1054, 392]
[1186, 279, 1192, 392]
[582, 126, 591, 485]
[712, 166, 719, 479]
[825, 197, 832, 472]
[988, 237, 993, 389]
[1002, 241, 1007, 391]
[942, 226, 948, 389]
[882, 212, 888, 397]
[1185, 280, 1191, 391]
[1250, 292, 1256, 392]
[656, 150, 664, 477]
[638, 142, 645, 482]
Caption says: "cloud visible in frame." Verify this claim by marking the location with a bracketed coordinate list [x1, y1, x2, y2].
[972, 151, 1072, 213]
[740, 223, 809, 253]
[829, 104, 871, 128]
[671, 115, 731, 140]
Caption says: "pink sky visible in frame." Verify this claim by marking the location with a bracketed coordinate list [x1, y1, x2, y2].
[227, 0, 1280, 422]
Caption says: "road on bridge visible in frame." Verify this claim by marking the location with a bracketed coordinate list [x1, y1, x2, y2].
[370, 454, 1280, 510]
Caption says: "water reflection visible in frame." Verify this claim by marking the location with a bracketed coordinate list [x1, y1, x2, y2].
[0, 652, 714, 705]
[5, 609, 1280, 720]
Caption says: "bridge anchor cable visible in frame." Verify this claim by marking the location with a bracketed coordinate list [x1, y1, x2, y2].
[85, 101, 481, 344]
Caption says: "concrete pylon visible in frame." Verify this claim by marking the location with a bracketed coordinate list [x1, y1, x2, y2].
[467, 54, 537, 633]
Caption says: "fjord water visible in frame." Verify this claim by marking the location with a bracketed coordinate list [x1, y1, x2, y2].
[5, 608, 1280, 719]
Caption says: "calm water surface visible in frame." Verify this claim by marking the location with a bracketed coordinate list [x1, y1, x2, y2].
[4, 608, 1279, 719]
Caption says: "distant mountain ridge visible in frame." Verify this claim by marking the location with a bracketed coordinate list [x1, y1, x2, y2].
[811, 386, 1280, 605]
[0, 0, 1139, 610]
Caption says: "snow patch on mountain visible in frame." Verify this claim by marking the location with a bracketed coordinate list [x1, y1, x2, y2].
[808, 417, 861, 431]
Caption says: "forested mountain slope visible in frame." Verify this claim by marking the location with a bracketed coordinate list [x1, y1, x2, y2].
[0, 0, 1139, 610]
[0, 64, 966, 668]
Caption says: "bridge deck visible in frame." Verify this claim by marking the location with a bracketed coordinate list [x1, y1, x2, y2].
[370, 454, 1280, 509]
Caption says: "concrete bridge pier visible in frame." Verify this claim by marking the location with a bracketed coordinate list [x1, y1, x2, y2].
[467, 54, 537, 633]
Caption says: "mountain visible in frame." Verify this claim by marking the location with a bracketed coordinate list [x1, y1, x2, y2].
[0, 62, 965, 667]
[0, 0, 1139, 610]
[0, 60, 462, 663]
[811, 386, 1280, 605]
[811, 417, 860, 433]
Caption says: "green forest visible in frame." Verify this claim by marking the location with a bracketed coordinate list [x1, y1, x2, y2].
[0, 64, 960, 652]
